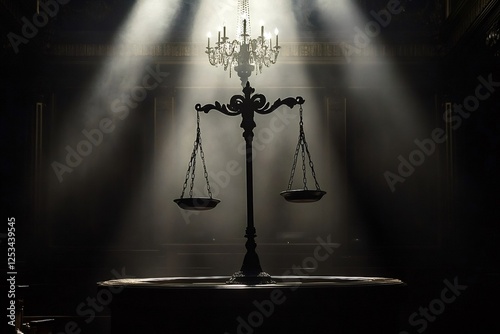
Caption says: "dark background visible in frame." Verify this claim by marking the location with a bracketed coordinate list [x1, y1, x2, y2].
[2, 0, 499, 333]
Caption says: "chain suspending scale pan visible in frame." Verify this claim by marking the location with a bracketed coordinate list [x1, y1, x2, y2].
[174, 112, 220, 210]
[174, 101, 325, 209]
[171, 79, 326, 284]
[280, 104, 326, 202]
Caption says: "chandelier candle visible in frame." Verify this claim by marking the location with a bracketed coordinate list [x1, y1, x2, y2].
[205, 1, 280, 86]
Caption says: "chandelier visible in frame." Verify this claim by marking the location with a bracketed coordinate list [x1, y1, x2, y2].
[205, 0, 280, 85]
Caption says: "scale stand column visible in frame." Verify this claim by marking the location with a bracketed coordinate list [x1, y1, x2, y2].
[227, 105, 274, 284]
[193, 82, 306, 285]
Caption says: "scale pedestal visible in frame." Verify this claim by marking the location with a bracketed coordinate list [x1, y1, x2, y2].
[226, 227, 274, 284]
[98, 276, 406, 334]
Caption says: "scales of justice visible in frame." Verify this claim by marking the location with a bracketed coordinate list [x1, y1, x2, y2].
[173, 24, 325, 283]
[173, 2, 327, 284]
[173, 4, 326, 285]
[98, 2, 405, 332]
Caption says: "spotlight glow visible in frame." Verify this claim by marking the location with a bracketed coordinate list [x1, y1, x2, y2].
[157, 0, 341, 251]
[50, 0, 183, 257]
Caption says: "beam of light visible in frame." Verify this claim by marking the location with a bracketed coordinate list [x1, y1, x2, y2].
[95, 0, 185, 253]
[315, 0, 434, 254]
[148, 0, 346, 276]
[316, 0, 428, 138]
[55, 0, 182, 172]
[244, 1, 349, 247]
[92, 0, 181, 114]
[49, 0, 182, 260]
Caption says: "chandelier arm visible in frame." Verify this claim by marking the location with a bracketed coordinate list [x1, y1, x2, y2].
[224, 49, 235, 58]
[206, 48, 222, 67]
[224, 41, 239, 57]
[269, 51, 280, 65]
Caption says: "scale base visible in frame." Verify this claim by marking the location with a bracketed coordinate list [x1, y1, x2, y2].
[226, 271, 276, 285]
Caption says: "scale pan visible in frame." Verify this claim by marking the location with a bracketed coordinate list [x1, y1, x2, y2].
[174, 198, 221, 210]
[280, 190, 326, 203]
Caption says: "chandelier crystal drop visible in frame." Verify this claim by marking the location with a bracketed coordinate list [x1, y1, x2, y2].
[205, 0, 280, 85]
